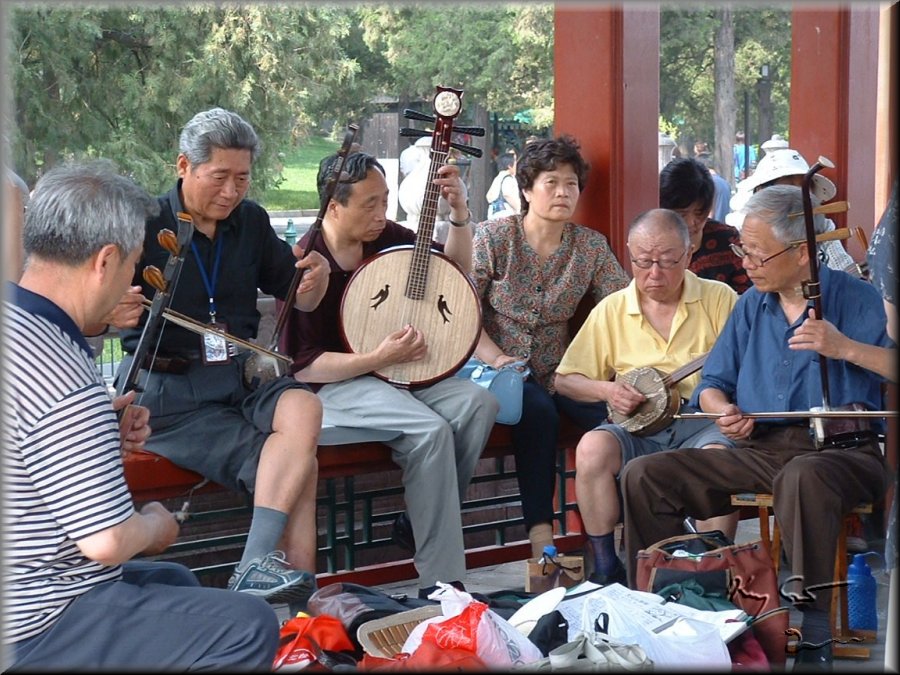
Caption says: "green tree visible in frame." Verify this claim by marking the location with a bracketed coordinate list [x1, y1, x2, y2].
[9, 5, 357, 195]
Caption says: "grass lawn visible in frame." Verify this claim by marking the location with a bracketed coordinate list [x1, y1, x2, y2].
[258, 135, 341, 211]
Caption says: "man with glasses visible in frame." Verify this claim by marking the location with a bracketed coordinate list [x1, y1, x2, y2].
[555, 208, 737, 585]
[620, 186, 890, 670]
[116, 108, 330, 614]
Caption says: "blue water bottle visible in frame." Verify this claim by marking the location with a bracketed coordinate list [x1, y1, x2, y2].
[847, 552, 878, 631]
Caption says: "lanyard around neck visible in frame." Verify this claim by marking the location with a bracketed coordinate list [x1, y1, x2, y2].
[191, 234, 223, 323]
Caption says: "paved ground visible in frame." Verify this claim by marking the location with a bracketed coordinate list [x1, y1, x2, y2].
[276, 517, 896, 671]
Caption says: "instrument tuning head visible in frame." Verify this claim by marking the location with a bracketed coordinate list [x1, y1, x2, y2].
[817, 156, 835, 169]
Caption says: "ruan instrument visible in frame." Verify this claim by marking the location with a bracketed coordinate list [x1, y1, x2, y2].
[608, 353, 709, 436]
[242, 123, 359, 389]
[339, 86, 484, 388]
[116, 213, 194, 398]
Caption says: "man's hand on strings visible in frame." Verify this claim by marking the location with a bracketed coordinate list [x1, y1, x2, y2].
[788, 308, 851, 360]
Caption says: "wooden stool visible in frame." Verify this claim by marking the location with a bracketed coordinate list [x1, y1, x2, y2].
[730, 493, 875, 660]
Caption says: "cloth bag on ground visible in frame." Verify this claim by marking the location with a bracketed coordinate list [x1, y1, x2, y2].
[402, 582, 543, 669]
[456, 358, 529, 425]
[635, 532, 788, 667]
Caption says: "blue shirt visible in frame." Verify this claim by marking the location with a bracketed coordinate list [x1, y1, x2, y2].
[691, 265, 889, 431]
[711, 173, 732, 223]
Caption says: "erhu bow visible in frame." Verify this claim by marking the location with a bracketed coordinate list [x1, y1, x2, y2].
[242, 123, 360, 389]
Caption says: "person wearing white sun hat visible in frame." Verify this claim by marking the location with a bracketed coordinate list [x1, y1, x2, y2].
[725, 148, 859, 276]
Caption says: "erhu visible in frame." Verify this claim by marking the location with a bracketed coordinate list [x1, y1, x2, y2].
[241, 123, 359, 389]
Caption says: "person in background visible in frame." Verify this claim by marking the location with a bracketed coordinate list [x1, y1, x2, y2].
[621, 186, 890, 671]
[484, 152, 520, 220]
[116, 108, 329, 615]
[696, 152, 732, 224]
[282, 151, 498, 599]
[4, 160, 278, 671]
[659, 157, 751, 294]
[397, 140, 465, 244]
[470, 135, 629, 559]
[555, 209, 737, 583]
[732, 130, 757, 183]
[730, 148, 862, 277]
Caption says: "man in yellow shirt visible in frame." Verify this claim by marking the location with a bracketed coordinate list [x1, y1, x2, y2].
[555, 208, 737, 584]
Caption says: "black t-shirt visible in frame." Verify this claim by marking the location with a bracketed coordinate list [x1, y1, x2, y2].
[121, 181, 297, 356]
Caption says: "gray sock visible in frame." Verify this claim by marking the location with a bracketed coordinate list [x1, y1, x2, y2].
[239, 506, 288, 570]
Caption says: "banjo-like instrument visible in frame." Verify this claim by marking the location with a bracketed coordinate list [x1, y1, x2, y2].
[340, 86, 483, 388]
[608, 352, 709, 436]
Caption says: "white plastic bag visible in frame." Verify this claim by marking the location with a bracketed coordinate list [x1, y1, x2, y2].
[402, 582, 543, 668]
[582, 585, 732, 670]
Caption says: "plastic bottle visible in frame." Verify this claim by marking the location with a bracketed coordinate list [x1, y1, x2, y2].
[284, 217, 297, 246]
[847, 552, 878, 631]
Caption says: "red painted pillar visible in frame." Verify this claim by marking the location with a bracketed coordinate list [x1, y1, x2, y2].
[790, 7, 880, 261]
[554, 6, 660, 266]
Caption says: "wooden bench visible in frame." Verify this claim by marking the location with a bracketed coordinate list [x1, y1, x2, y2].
[730, 492, 876, 660]
[124, 419, 587, 588]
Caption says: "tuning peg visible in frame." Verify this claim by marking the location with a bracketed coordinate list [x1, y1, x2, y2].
[399, 128, 432, 139]
[403, 109, 436, 123]
[143, 266, 166, 292]
[450, 142, 483, 158]
[453, 125, 486, 137]
[157, 228, 180, 255]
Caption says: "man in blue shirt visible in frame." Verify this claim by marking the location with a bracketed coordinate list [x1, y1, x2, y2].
[733, 131, 757, 183]
[621, 185, 891, 671]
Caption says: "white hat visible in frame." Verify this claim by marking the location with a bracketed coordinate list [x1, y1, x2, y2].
[761, 134, 789, 151]
[414, 135, 432, 147]
[735, 148, 837, 203]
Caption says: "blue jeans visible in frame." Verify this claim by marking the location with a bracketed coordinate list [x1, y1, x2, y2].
[511, 378, 608, 531]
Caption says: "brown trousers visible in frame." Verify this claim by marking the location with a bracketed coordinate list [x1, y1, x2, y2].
[620, 426, 889, 612]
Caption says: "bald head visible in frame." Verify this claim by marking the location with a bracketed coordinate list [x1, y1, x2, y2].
[627, 208, 691, 250]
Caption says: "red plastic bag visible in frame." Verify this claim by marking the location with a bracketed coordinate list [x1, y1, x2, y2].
[273, 614, 356, 671]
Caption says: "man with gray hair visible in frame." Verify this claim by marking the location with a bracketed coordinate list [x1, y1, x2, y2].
[621, 186, 891, 670]
[555, 208, 737, 585]
[115, 108, 330, 612]
[4, 160, 279, 670]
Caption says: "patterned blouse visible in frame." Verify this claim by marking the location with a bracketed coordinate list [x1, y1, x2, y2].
[690, 219, 752, 294]
[471, 215, 629, 391]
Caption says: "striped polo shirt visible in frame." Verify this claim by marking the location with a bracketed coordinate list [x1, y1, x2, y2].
[3, 283, 134, 645]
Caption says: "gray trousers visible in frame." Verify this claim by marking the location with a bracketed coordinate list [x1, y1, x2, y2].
[8, 561, 278, 671]
[621, 426, 889, 612]
[317, 375, 499, 588]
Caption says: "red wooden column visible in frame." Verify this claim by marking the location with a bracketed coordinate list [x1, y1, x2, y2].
[789, 6, 881, 262]
[554, 6, 660, 266]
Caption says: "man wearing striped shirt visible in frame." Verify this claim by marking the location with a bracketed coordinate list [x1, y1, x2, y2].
[3, 161, 278, 670]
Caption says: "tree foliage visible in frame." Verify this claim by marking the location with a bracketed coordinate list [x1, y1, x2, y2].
[660, 5, 792, 158]
[9, 5, 360, 195]
[7, 4, 556, 194]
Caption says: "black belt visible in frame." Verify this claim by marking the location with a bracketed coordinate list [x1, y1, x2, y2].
[141, 352, 200, 374]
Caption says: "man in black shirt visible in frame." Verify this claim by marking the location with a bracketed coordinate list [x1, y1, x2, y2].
[116, 108, 329, 611]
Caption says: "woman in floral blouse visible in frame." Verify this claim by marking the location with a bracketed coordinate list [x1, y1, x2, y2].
[470, 135, 629, 558]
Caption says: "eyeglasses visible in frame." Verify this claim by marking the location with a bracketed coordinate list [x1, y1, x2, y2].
[629, 249, 687, 270]
[729, 242, 800, 267]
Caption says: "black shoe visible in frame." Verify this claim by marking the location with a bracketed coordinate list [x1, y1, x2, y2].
[587, 558, 627, 586]
[391, 512, 416, 553]
[792, 641, 833, 672]
[418, 580, 466, 600]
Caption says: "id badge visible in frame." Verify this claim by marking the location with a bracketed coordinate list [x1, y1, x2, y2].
[202, 322, 232, 365]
